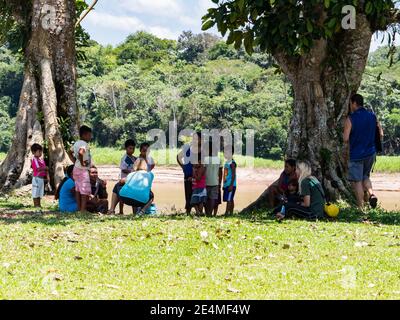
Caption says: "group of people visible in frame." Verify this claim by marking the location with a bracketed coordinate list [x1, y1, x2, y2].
[260, 93, 382, 220]
[176, 132, 237, 216]
[29, 93, 381, 219]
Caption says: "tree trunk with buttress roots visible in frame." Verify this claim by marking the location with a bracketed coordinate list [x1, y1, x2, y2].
[0, 0, 79, 191]
[242, 14, 373, 213]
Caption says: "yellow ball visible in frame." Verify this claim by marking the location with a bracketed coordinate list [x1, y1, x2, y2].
[325, 203, 340, 218]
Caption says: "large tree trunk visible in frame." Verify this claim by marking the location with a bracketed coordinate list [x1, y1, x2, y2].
[243, 13, 373, 212]
[0, 0, 79, 192]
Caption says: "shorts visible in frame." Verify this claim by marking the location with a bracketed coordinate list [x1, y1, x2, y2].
[348, 154, 376, 182]
[191, 188, 207, 205]
[120, 192, 154, 208]
[113, 182, 154, 207]
[113, 182, 122, 195]
[73, 167, 91, 196]
[206, 185, 220, 200]
[32, 176, 45, 199]
[223, 187, 236, 202]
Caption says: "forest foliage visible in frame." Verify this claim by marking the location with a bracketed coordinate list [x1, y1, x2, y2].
[0, 31, 399, 158]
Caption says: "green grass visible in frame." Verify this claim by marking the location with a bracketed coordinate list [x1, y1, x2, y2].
[91, 147, 399, 172]
[91, 146, 284, 169]
[374, 156, 400, 173]
[0, 196, 399, 299]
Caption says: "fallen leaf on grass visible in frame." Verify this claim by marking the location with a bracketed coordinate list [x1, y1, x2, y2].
[74, 256, 83, 260]
[282, 243, 291, 249]
[388, 243, 400, 247]
[354, 241, 369, 247]
[227, 287, 241, 293]
[102, 284, 120, 290]
[200, 231, 209, 244]
[53, 274, 63, 281]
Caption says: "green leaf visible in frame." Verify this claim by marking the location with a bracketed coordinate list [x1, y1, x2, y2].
[202, 20, 215, 31]
[365, 2, 373, 15]
[324, 0, 330, 9]
[244, 32, 254, 55]
[307, 20, 313, 33]
[238, 0, 245, 11]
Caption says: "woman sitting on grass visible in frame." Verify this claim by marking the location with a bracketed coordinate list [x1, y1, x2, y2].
[276, 161, 325, 221]
[108, 159, 154, 216]
[55, 165, 78, 213]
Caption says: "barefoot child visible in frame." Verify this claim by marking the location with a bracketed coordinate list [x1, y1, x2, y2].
[119, 139, 137, 214]
[205, 141, 222, 216]
[31, 143, 49, 208]
[223, 145, 237, 216]
[70, 125, 93, 212]
[190, 161, 207, 216]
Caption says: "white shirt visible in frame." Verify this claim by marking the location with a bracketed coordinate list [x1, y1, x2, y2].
[73, 140, 91, 169]
[204, 156, 222, 186]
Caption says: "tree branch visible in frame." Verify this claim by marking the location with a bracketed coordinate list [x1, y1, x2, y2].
[75, 0, 98, 28]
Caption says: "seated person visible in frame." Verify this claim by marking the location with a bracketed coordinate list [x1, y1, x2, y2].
[272, 179, 302, 215]
[276, 161, 325, 221]
[55, 165, 78, 213]
[86, 165, 109, 213]
[109, 159, 154, 215]
[268, 159, 297, 208]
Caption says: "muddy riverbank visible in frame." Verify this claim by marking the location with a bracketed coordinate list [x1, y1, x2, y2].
[98, 166, 400, 213]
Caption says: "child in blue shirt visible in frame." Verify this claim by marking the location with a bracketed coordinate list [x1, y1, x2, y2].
[223, 145, 237, 216]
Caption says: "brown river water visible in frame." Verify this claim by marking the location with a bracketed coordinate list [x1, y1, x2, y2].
[99, 166, 400, 213]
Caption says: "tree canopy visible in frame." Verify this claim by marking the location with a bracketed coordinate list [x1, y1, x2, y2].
[202, 0, 400, 56]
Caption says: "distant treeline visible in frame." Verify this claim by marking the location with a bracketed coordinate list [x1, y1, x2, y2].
[0, 31, 399, 157]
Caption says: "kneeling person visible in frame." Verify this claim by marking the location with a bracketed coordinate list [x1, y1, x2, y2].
[109, 159, 154, 215]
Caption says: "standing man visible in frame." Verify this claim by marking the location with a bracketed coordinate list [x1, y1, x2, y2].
[177, 132, 202, 215]
[343, 94, 383, 209]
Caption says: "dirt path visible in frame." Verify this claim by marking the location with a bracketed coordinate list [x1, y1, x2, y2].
[99, 166, 400, 213]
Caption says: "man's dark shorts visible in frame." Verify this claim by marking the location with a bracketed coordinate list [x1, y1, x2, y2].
[348, 154, 376, 182]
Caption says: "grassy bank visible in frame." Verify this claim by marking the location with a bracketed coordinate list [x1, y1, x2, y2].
[91, 147, 400, 173]
[0, 195, 399, 299]
[1, 149, 399, 172]
[91, 147, 285, 170]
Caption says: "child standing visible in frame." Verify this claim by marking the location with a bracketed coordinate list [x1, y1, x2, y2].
[31, 143, 49, 208]
[71, 125, 93, 212]
[190, 161, 207, 216]
[205, 141, 222, 216]
[223, 145, 237, 216]
[119, 139, 137, 214]
[134, 142, 155, 172]
[120, 139, 137, 178]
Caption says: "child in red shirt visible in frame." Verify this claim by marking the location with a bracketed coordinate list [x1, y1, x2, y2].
[31, 143, 49, 208]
